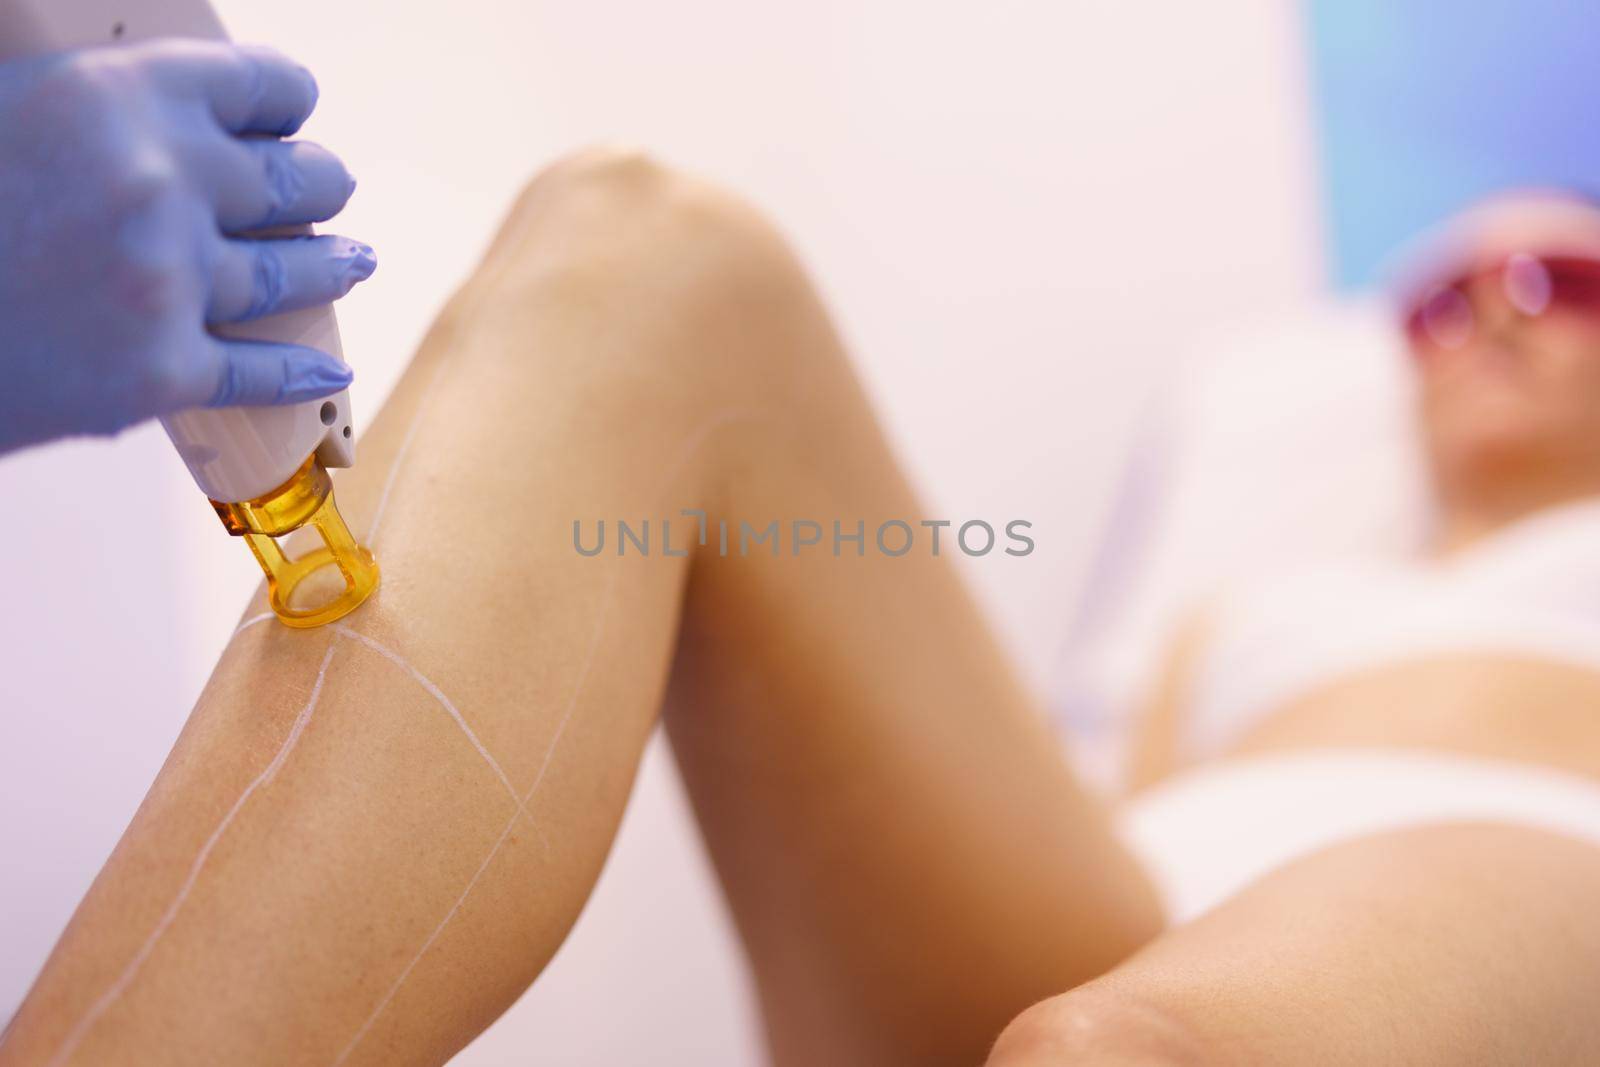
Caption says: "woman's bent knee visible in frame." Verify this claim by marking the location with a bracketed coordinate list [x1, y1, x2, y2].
[443, 146, 824, 417]
[486, 146, 798, 295]
[987, 987, 1210, 1067]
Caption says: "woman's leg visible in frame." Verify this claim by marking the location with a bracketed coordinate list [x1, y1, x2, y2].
[1, 150, 1159, 1067]
[987, 822, 1600, 1065]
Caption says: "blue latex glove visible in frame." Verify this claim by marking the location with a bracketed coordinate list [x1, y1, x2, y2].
[0, 39, 375, 456]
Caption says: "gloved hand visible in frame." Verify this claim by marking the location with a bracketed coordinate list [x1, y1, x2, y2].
[0, 39, 375, 456]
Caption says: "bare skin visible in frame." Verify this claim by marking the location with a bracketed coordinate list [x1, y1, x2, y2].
[0, 151, 1158, 1067]
[1084, 194, 1600, 1064]
[1127, 195, 1600, 791]
[10, 168, 1600, 1067]
[988, 823, 1600, 1066]
[1104, 647, 1600, 1066]
[1130, 648, 1600, 789]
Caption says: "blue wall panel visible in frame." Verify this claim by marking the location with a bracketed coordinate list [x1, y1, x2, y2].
[1306, 1, 1600, 288]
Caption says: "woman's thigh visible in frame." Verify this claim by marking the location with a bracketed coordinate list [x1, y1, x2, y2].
[989, 820, 1600, 1065]
[1, 150, 1158, 1067]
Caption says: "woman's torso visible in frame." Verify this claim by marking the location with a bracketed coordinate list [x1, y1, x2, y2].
[1175, 499, 1600, 783]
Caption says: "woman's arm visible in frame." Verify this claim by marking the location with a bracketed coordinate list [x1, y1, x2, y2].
[1124, 609, 1212, 792]
[1, 151, 1160, 1067]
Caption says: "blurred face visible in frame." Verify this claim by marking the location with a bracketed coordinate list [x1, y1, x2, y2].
[1408, 250, 1600, 496]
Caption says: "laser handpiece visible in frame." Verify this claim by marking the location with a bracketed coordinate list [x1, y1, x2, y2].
[0, 0, 379, 627]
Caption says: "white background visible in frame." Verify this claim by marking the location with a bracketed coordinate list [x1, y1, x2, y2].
[0, 1, 1321, 1061]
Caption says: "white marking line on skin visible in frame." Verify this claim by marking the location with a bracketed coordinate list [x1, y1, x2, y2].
[231, 359, 449, 639]
[328, 815, 518, 1065]
[239, 613, 526, 814]
[332, 410, 760, 1062]
[330, 571, 619, 1067]
[45, 645, 339, 1067]
[332, 623, 520, 805]
[520, 569, 621, 805]
[366, 360, 450, 547]
[234, 612, 276, 637]
[35, 306, 500, 1060]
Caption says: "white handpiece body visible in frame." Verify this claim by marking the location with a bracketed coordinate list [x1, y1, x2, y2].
[0, 0, 355, 503]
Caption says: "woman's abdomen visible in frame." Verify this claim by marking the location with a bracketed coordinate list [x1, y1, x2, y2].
[1228, 653, 1600, 782]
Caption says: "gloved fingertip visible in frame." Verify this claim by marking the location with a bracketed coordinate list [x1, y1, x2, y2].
[349, 242, 377, 280]
[329, 239, 377, 296]
[281, 352, 353, 402]
[298, 64, 320, 108]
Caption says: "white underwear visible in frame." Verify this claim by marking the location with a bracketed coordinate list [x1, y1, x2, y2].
[1118, 748, 1600, 924]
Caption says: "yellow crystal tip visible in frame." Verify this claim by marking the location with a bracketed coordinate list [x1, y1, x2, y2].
[211, 458, 381, 629]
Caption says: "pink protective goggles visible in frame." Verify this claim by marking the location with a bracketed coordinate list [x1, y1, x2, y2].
[1402, 253, 1600, 352]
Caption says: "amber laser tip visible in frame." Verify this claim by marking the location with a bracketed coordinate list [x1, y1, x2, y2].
[210, 457, 381, 629]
